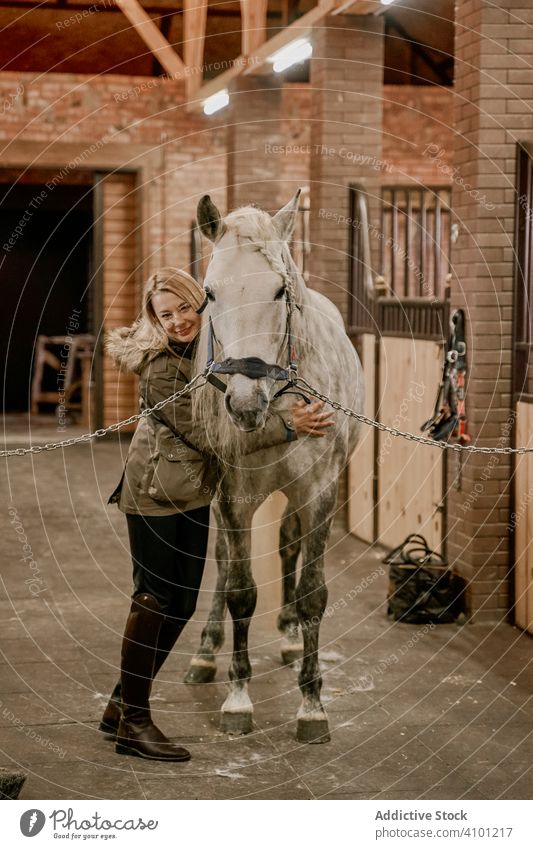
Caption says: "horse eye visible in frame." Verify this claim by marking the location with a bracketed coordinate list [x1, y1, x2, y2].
[205, 288, 215, 302]
[274, 286, 286, 300]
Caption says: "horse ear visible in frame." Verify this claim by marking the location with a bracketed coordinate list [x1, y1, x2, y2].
[272, 189, 302, 241]
[197, 195, 222, 242]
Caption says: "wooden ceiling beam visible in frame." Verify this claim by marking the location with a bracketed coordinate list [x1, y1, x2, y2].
[188, 0, 339, 111]
[240, 0, 268, 56]
[151, 14, 172, 77]
[0, 1, 279, 14]
[114, 0, 186, 78]
[241, 0, 337, 74]
[280, 0, 300, 28]
[183, 0, 208, 98]
[333, 0, 389, 14]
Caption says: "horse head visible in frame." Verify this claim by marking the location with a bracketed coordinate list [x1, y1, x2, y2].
[196, 190, 302, 432]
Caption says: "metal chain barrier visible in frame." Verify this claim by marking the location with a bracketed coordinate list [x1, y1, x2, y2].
[293, 376, 530, 456]
[2, 369, 533, 458]
[0, 372, 207, 458]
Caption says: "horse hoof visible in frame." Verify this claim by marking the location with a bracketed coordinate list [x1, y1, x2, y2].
[221, 711, 254, 735]
[184, 659, 217, 684]
[296, 717, 330, 744]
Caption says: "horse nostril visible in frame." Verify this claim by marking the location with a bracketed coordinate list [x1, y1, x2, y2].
[225, 393, 232, 413]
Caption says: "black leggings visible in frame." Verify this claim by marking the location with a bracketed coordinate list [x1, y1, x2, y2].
[126, 506, 210, 624]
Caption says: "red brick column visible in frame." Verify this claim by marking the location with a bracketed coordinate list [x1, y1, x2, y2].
[227, 75, 286, 214]
[448, 0, 533, 621]
[308, 14, 384, 324]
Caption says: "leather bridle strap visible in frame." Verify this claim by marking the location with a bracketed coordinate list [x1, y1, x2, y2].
[195, 272, 311, 403]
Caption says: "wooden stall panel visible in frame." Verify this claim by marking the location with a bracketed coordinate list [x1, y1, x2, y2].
[514, 402, 533, 633]
[377, 337, 443, 552]
[525, 403, 533, 632]
[348, 334, 375, 543]
[101, 174, 139, 428]
[250, 491, 288, 634]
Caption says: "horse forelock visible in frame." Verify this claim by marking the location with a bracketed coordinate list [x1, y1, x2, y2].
[224, 206, 277, 244]
[222, 207, 307, 305]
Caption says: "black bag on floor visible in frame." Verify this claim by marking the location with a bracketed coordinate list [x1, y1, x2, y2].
[384, 534, 463, 624]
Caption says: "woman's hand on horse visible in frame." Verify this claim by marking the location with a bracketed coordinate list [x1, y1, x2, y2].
[291, 399, 335, 437]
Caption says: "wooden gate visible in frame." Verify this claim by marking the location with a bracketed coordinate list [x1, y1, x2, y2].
[512, 144, 533, 633]
[347, 185, 450, 553]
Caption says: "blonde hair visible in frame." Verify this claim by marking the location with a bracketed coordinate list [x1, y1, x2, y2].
[107, 267, 204, 368]
[144, 267, 204, 329]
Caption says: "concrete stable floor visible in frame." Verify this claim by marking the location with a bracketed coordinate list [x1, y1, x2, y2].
[1, 422, 533, 800]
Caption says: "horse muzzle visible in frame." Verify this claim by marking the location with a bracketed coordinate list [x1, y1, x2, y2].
[224, 373, 270, 432]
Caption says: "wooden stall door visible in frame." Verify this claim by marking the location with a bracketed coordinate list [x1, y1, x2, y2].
[377, 337, 443, 552]
[95, 173, 139, 429]
[512, 145, 533, 632]
[348, 334, 375, 543]
[513, 402, 533, 633]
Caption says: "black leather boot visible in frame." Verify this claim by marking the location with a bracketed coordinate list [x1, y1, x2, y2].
[99, 617, 185, 735]
[114, 593, 190, 761]
[99, 681, 122, 735]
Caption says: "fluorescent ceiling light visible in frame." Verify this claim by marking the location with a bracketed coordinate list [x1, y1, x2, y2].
[268, 38, 312, 74]
[203, 88, 229, 115]
[380, 0, 397, 5]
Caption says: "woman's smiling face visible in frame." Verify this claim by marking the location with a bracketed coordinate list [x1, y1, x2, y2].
[151, 290, 202, 344]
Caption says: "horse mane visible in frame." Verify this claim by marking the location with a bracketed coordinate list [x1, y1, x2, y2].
[191, 205, 309, 461]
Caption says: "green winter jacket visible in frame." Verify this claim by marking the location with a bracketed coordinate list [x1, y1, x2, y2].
[108, 338, 296, 516]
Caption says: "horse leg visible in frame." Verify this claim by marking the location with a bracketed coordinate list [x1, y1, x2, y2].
[184, 521, 228, 684]
[294, 485, 337, 744]
[277, 505, 303, 666]
[220, 517, 256, 735]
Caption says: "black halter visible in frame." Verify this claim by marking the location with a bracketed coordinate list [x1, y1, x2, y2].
[195, 278, 310, 403]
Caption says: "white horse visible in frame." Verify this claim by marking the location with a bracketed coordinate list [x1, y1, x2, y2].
[185, 190, 364, 743]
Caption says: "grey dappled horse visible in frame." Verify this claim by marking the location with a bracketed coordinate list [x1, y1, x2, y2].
[184, 190, 364, 743]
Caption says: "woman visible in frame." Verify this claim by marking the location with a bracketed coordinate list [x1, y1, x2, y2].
[103, 267, 334, 762]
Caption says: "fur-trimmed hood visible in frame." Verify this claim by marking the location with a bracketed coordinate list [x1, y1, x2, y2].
[105, 325, 162, 375]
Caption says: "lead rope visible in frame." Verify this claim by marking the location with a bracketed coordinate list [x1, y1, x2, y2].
[2, 371, 532, 457]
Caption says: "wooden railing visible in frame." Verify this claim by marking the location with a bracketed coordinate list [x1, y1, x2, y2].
[349, 185, 451, 341]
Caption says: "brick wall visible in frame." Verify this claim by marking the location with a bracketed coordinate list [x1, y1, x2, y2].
[245, 83, 456, 207]
[275, 79, 456, 322]
[382, 85, 454, 185]
[308, 14, 384, 325]
[280, 84, 313, 197]
[0, 71, 228, 425]
[447, 0, 533, 621]
[225, 81, 312, 214]
[0, 71, 227, 276]
[0, 72, 456, 279]
[227, 75, 285, 213]
[224, 77, 454, 208]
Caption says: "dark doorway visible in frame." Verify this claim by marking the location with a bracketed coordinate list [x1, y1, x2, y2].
[0, 180, 93, 412]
